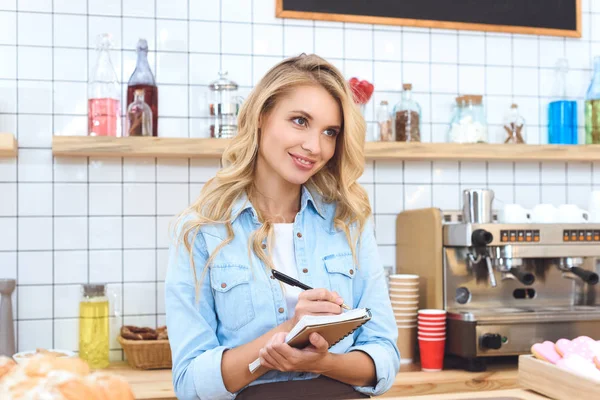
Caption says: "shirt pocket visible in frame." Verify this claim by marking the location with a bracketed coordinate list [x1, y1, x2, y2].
[210, 264, 255, 331]
[323, 253, 356, 307]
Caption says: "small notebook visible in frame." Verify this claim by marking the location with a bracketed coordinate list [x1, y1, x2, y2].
[249, 308, 372, 373]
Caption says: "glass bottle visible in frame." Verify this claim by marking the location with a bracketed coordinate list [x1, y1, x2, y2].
[448, 95, 487, 143]
[502, 103, 526, 144]
[585, 56, 600, 144]
[127, 39, 158, 137]
[376, 100, 392, 141]
[127, 89, 153, 136]
[79, 284, 110, 369]
[88, 33, 121, 137]
[548, 59, 577, 144]
[393, 83, 421, 142]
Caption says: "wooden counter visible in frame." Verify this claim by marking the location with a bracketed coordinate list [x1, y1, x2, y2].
[382, 388, 547, 399]
[104, 358, 522, 400]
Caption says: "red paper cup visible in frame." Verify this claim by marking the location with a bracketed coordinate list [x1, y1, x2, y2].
[418, 337, 445, 371]
[418, 318, 446, 323]
[418, 331, 445, 337]
[418, 319, 445, 324]
[418, 321, 446, 327]
[418, 326, 446, 332]
[418, 309, 446, 316]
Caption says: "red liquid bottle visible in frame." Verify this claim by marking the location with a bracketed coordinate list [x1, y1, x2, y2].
[88, 33, 121, 137]
[126, 39, 158, 137]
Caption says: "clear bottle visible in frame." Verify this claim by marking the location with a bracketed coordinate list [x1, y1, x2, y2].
[585, 56, 600, 144]
[127, 89, 153, 136]
[502, 104, 526, 144]
[376, 100, 392, 141]
[127, 39, 158, 137]
[548, 59, 577, 144]
[393, 83, 421, 142]
[79, 284, 110, 369]
[448, 95, 487, 143]
[88, 34, 121, 137]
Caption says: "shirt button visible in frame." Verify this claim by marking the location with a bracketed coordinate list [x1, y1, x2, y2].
[296, 232, 302, 238]
[221, 283, 227, 288]
[270, 275, 275, 279]
[349, 269, 354, 275]
[278, 307, 285, 314]
[302, 268, 308, 273]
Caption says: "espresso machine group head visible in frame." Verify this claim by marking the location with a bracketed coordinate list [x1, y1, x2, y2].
[396, 189, 600, 370]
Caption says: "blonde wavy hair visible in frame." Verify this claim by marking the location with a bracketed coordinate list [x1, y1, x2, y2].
[175, 54, 372, 298]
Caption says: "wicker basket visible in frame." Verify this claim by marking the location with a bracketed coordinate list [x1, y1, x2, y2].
[117, 335, 172, 370]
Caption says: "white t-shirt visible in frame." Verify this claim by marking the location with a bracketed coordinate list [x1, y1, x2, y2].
[272, 223, 303, 319]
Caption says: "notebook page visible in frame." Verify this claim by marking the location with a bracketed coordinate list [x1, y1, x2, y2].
[285, 308, 369, 342]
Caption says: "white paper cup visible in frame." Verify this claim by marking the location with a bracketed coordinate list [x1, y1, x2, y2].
[389, 282, 419, 287]
[390, 295, 420, 300]
[394, 312, 418, 317]
[392, 302, 419, 307]
[389, 288, 419, 293]
[390, 274, 419, 280]
[393, 305, 419, 310]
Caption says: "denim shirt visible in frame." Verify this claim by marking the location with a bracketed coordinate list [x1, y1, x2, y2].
[165, 186, 400, 400]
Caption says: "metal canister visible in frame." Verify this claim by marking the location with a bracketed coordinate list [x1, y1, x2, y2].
[462, 189, 494, 223]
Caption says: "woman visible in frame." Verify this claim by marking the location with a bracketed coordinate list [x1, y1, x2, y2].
[165, 54, 400, 400]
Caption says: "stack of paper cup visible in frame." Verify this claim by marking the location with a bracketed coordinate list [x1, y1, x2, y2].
[418, 309, 446, 372]
[389, 274, 419, 364]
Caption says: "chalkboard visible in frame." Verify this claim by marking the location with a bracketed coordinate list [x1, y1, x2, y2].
[276, 0, 581, 38]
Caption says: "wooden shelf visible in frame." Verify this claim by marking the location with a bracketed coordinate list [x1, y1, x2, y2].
[52, 136, 600, 162]
[364, 141, 600, 161]
[52, 136, 228, 159]
[0, 133, 17, 157]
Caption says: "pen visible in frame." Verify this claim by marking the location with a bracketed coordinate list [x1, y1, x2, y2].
[272, 269, 351, 310]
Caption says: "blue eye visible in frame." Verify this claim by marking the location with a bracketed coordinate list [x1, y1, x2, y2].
[292, 117, 307, 126]
[324, 129, 339, 137]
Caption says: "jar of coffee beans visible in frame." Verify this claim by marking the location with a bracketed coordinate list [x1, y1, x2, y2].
[393, 83, 421, 142]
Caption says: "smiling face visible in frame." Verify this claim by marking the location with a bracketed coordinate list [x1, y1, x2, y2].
[256, 84, 342, 187]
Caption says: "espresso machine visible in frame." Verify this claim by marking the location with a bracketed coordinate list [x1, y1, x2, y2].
[396, 189, 600, 370]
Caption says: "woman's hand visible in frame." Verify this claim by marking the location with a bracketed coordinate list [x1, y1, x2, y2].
[258, 331, 333, 374]
[289, 288, 344, 327]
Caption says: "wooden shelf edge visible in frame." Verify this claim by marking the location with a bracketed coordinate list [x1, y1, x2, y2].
[52, 136, 600, 162]
[0, 133, 17, 157]
[364, 142, 600, 162]
[52, 136, 229, 159]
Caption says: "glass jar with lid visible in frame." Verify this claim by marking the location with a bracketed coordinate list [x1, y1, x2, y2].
[447, 95, 488, 143]
[502, 103, 526, 144]
[392, 83, 421, 142]
[208, 71, 243, 138]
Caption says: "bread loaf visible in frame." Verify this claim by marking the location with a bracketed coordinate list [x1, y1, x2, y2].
[0, 354, 135, 400]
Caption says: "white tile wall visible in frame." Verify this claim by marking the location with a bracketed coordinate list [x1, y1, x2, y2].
[1, 0, 600, 358]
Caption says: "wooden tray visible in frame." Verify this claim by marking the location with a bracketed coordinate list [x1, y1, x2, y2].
[518, 354, 600, 399]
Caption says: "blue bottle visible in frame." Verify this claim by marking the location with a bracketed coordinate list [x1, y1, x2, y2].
[548, 59, 577, 144]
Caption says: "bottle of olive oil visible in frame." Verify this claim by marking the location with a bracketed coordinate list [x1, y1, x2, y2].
[79, 284, 110, 369]
[585, 56, 600, 144]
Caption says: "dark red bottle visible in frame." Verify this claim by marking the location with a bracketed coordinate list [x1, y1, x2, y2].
[126, 39, 158, 137]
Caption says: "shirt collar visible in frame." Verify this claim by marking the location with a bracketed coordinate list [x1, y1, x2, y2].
[231, 185, 326, 223]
